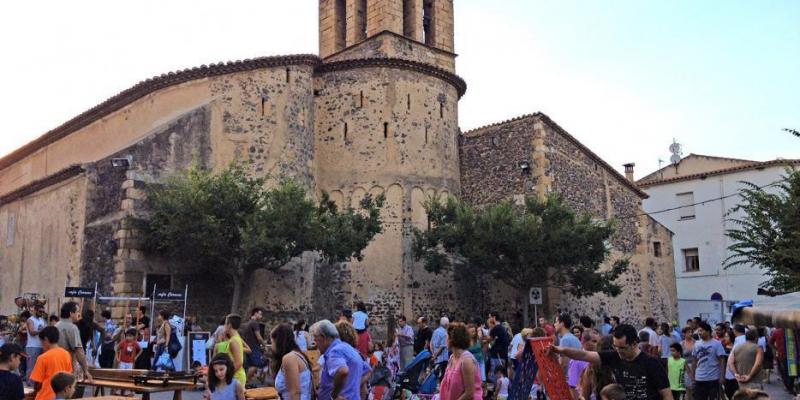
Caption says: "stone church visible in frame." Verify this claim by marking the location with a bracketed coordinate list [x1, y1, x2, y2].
[0, 1, 677, 328]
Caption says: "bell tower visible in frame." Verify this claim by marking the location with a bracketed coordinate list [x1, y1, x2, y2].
[314, 0, 463, 327]
[319, 0, 455, 71]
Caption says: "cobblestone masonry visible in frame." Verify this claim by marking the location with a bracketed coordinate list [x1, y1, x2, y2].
[0, 2, 675, 330]
[460, 114, 677, 326]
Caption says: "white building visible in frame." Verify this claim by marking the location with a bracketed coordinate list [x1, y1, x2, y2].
[637, 154, 800, 325]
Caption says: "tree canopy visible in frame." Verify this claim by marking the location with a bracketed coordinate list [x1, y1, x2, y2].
[412, 195, 629, 310]
[142, 164, 384, 312]
[725, 168, 800, 293]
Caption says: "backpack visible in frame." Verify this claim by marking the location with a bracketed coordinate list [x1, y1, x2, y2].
[168, 330, 182, 358]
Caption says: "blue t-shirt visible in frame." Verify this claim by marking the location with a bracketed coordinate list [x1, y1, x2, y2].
[559, 332, 582, 350]
[660, 335, 673, 358]
[352, 311, 368, 330]
[692, 339, 726, 382]
[601, 323, 613, 336]
[431, 327, 449, 363]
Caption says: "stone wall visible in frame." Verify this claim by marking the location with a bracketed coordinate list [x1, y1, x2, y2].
[313, 64, 461, 329]
[458, 114, 678, 326]
[324, 31, 456, 72]
[100, 65, 317, 322]
[0, 173, 87, 315]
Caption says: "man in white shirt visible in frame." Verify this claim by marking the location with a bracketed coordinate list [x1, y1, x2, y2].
[25, 305, 46, 384]
[396, 315, 415, 368]
[508, 330, 524, 378]
[639, 317, 660, 353]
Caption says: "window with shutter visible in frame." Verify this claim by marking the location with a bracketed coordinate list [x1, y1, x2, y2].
[676, 192, 695, 220]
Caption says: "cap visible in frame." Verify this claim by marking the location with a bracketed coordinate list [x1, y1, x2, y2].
[0, 343, 27, 357]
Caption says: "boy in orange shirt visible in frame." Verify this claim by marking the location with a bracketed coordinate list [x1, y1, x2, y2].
[30, 326, 73, 400]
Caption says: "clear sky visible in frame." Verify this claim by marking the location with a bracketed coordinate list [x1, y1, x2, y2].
[1, 1, 797, 178]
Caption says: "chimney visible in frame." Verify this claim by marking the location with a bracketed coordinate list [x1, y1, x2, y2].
[623, 163, 635, 182]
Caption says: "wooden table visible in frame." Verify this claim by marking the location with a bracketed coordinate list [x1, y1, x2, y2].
[79, 397, 134, 400]
[79, 378, 197, 400]
[245, 387, 280, 400]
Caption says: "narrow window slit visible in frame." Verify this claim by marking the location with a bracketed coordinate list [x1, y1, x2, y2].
[384, 122, 389, 139]
[260, 97, 266, 116]
[360, 91, 364, 108]
[344, 123, 348, 140]
[425, 127, 428, 144]
[439, 103, 443, 118]
[285, 68, 290, 83]
[407, 94, 411, 110]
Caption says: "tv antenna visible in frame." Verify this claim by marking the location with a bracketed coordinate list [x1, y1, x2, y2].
[669, 139, 682, 165]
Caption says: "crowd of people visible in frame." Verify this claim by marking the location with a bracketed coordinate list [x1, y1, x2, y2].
[0, 300, 792, 400]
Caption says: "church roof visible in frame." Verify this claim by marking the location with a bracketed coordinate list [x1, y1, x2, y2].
[0, 54, 320, 171]
[0, 164, 84, 206]
[462, 112, 649, 198]
[0, 54, 468, 172]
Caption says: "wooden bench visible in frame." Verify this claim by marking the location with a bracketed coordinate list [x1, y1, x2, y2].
[79, 368, 197, 400]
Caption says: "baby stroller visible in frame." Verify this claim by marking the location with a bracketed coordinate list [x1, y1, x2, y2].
[384, 350, 440, 400]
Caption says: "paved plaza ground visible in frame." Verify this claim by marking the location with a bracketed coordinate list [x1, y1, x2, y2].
[96, 375, 798, 400]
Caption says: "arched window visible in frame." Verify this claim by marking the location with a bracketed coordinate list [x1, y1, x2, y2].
[334, 0, 346, 51]
[356, 0, 367, 42]
[423, 0, 435, 46]
[403, 0, 418, 40]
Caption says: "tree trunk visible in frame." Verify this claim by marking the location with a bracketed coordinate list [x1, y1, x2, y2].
[230, 273, 244, 314]
[521, 288, 529, 329]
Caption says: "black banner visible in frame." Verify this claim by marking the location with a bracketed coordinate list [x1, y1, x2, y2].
[153, 289, 185, 301]
[64, 287, 96, 298]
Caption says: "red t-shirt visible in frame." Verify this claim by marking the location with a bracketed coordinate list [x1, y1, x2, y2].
[771, 329, 786, 360]
[118, 339, 141, 363]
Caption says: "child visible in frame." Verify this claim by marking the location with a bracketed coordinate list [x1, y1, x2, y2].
[0, 343, 26, 400]
[494, 367, 509, 400]
[370, 342, 385, 367]
[658, 323, 673, 368]
[117, 329, 141, 369]
[50, 372, 76, 400]
[667, 343, 688, 400]
[600, 384, 626, 400]
[97, 332, 116, 369]
[205, 353, 245, 400]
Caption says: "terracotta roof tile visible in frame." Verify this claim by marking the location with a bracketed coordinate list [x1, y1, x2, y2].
[0, 164, 84, 205]
[637, 158, 800, 187]
[0, 54, 321, 170]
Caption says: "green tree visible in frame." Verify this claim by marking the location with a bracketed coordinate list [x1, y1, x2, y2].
[142, 164, 384, 312]
[412, 195, 628, 323]
[724, 168, 800, 292]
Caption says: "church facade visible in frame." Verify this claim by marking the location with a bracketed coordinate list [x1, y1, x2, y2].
[0, 1, 676, 327]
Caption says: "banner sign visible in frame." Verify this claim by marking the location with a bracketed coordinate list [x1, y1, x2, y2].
[529, 337, 573, 400]
[153, 289, 185, 301]
[64, 287, 96, 298]
[189, 332, 210, 366]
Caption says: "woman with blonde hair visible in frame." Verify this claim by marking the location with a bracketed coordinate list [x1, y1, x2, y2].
[334, 320, 358, 348]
